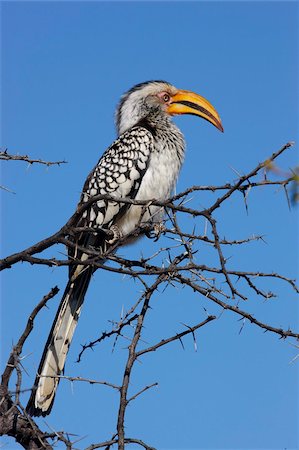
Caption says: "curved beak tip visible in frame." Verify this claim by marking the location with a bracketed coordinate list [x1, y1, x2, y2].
[169, 89, 224, 134]
[218, 123, 224, 133]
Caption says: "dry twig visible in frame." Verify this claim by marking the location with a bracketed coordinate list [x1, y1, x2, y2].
[1, 141, 298, 450]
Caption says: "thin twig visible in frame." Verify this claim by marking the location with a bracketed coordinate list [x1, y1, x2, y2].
[2, 287, 60, 387]
[0, 150, 67, 166]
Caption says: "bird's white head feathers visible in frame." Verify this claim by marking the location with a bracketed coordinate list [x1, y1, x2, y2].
[115, 80, 178, 135]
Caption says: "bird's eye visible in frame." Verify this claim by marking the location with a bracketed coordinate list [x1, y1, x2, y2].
[162, 93, 170, 103]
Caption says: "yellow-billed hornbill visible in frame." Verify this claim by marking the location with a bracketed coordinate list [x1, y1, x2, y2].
[26, 80, 223, 416]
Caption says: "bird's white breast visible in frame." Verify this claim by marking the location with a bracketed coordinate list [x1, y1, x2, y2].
[116, 137, 184, 236]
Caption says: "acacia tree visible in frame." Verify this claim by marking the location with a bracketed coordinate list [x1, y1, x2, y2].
[0, 143, 298, 450]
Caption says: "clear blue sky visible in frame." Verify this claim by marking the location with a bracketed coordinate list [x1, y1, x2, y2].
[1, 2, 298, 449]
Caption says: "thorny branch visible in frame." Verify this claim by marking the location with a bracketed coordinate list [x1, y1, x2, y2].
[1, 142, 298, 449]
[0, 142, 296, 272]
[0, 149, 67, 193]
[2, 287, 60, 388]
[0, 287, 74, 450]
[0, 149, 67, 166]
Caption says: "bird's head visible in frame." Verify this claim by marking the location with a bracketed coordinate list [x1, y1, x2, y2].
[116, 80, 223, 135]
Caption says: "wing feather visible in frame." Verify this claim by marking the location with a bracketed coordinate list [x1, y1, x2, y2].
[68, 127, 153, 266]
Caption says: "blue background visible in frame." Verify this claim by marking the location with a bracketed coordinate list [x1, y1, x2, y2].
[1, 2, 298, 449]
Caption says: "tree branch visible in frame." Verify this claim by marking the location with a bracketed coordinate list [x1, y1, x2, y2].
[0, 150, 67, 166]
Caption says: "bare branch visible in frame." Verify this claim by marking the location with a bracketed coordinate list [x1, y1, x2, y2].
[206, 141, 295, 214]
[127, 383, 158, 404]
[35, 374, 120, 391]
[175, 274, 299, 340]
[2, 287, 60, 388]
[2, 141, 297, 449]
[0, 150, 67, 166]
[136, 315, 216, 357]
[77, 314, 139, 363]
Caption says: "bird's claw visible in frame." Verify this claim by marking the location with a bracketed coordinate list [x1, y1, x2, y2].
[146, 222, 166, 241]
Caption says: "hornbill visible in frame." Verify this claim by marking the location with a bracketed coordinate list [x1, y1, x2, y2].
[26, 80, 223, 416]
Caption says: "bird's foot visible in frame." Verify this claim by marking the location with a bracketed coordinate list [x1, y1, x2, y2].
[107, 225, 123, 244]
[146, 222, 166, 241]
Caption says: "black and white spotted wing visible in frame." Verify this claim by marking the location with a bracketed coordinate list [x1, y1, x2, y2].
[70, 126, 153, 260]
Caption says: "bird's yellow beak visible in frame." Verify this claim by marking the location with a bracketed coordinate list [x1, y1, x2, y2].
[167, 89, 224, 132]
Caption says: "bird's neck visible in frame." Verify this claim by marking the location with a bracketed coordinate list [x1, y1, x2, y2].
[137, 111, 186, 163]
[118, 108, 185, 161]
[138, 110, 184, 141]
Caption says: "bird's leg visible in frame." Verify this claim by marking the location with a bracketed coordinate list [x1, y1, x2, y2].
[107, 225, 123, 244]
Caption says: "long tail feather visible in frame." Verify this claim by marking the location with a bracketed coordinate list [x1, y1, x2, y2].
[26, 267, 92, 416]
